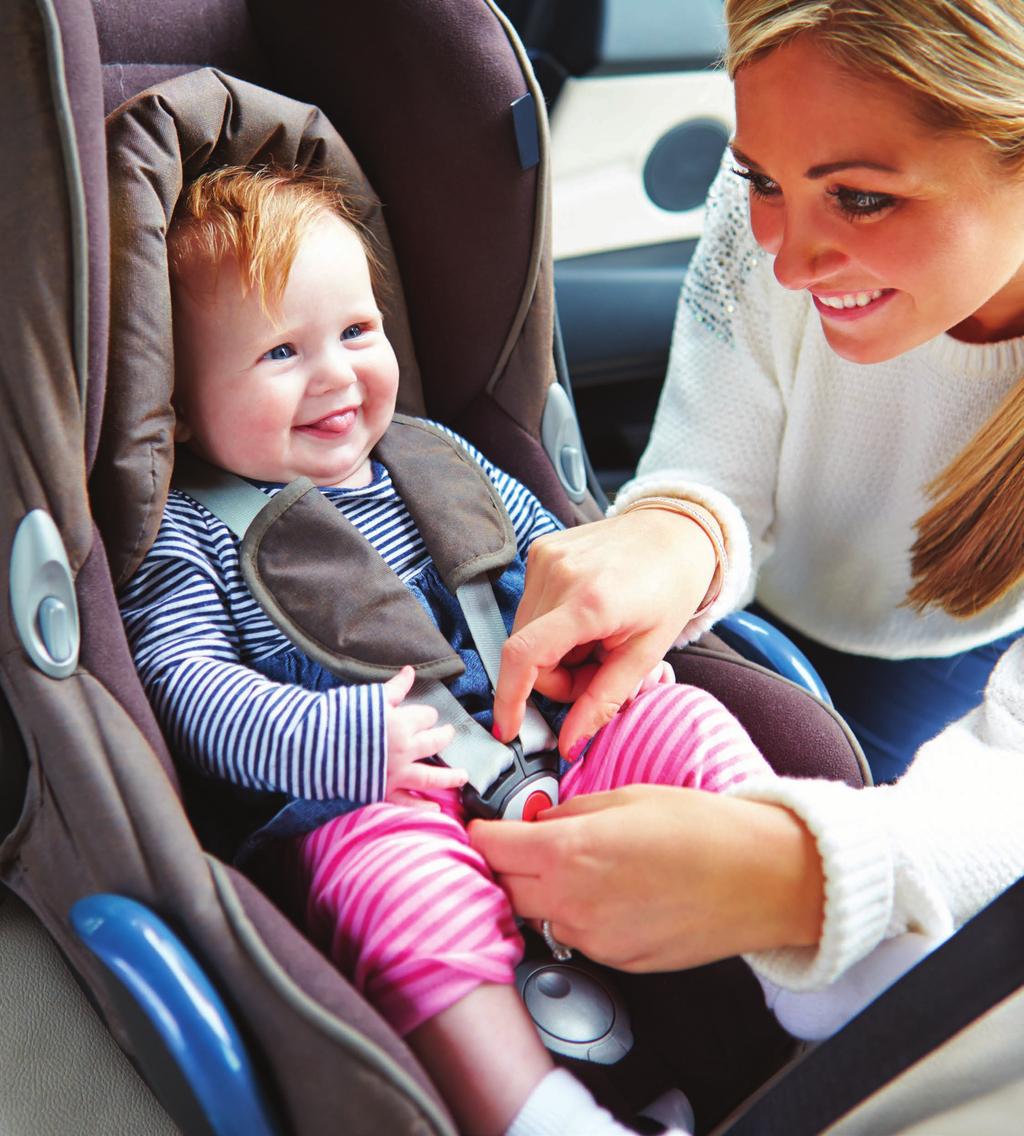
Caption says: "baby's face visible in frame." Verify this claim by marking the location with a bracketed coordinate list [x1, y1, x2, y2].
[172, 213, 399, 488]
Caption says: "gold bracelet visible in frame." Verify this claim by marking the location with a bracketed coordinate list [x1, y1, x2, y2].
[620, 496, 727, 616]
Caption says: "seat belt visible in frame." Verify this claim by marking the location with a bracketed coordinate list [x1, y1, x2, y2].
[716, 875, 1024, 1135]
[173, 456, 560, 819]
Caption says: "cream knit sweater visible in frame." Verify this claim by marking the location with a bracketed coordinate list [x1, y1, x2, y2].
[611, 162, 1024, 989]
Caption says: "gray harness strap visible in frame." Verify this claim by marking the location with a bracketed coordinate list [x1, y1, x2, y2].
[455, 578, 556, 756]
[173, 446, 268, 540]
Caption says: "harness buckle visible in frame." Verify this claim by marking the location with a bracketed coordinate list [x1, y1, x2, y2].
[462, 740, 560, 820]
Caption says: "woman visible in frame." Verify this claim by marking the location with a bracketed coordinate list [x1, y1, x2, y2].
[472, 0, 1024, 995]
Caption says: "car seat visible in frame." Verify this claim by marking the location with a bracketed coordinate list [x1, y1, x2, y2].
[1, 1, 869, 1133]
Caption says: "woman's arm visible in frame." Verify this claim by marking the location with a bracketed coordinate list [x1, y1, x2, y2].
[494, 160, 794, 752]
[469, 785, 824, 971]
[735, 638, 1024, 989]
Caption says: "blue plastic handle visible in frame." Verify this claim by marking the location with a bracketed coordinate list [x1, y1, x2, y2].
[715, 610, 833, 706]
[70, 893, 277, 1136]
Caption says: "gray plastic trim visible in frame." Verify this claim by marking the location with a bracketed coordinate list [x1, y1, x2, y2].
[541, 382, 588, 502]
[35, 0, 90, 414]
[10, 510, 80, 678]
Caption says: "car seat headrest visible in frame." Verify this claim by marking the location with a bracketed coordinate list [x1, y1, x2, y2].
[94, 68, 422, 588]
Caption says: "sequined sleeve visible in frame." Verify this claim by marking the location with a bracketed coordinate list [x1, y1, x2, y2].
[615, 157, 808, 621]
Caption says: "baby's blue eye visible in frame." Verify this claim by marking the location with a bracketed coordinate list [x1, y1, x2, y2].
[263, 343, 295, 361]
[341, 324, 364, 341]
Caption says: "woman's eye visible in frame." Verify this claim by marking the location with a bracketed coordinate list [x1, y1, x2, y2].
[341, 324, 365, 341]
[731, 166, 780, 200]
[263, 343, 295, 361]
[829, 187, 896, 219]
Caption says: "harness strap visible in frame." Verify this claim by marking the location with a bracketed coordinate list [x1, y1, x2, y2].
[456, 578, 556, 756]
[173, 446, 266, 540]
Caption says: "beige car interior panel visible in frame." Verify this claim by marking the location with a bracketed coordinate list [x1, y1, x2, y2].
[549, 70, 734, 259]
[0, 890, 178, 1135]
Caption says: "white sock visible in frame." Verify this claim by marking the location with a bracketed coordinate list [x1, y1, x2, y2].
[504, 1068, 636, 1136]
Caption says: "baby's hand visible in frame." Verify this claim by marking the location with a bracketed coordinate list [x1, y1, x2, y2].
[384, 666, 466, 808]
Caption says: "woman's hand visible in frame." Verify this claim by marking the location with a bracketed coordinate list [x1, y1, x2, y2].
[384, 666, 466, 807]
[493, 509, 717, 757]
[468, 784, 825, 972]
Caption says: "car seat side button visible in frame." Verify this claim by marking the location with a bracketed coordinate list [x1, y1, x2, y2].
[37, 596, 75, 664]
[541, 383, 588, 502]
[10, 510, 80, 678]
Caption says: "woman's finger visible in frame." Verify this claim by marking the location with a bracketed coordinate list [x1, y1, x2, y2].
[556, 636, 671, 755]
[489, 874, 553, 922]
[467, 816, 559, 876]
[494, 605, 606, 740]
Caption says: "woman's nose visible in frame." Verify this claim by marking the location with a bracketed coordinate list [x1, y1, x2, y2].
[761, 211, 847, 292]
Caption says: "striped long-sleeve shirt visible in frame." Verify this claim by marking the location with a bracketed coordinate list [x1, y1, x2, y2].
[118, 427, 561, 806]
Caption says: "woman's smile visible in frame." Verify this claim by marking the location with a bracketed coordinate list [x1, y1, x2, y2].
[733, 36, 1024, 362]
[811, 288, 895, 321]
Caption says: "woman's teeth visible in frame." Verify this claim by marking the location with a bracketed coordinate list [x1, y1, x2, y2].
[817, 289, 884, 309]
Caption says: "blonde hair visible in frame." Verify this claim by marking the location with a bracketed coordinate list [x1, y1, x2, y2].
[725, 0, 1024, 617]
[168, 164, 383, 312]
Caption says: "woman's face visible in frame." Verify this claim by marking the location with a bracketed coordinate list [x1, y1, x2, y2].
[731, 35, 1024, 362]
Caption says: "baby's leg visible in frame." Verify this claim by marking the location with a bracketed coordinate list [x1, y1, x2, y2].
[562, 682, 773, 799]
[295, 803, 523, 1037]
[294, 805, 650, 1136]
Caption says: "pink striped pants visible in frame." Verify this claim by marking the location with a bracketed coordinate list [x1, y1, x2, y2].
[292, 683, 772, 1036]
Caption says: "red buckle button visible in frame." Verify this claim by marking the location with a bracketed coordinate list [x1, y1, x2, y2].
[522, 790, 552, 822]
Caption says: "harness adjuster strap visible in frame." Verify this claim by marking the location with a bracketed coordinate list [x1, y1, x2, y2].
[455, 578, 557, 756]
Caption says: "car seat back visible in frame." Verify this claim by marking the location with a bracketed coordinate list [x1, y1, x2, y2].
[92, 0, 587, 546]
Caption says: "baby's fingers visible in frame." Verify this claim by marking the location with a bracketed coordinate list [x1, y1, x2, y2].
[404, 721, 455, 760]
[383, 665, 416, 707]
[394, 760, 469, 792]
[386, 789, 442, 812]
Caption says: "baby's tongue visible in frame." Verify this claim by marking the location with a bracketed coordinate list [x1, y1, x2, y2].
[312, 409, 354, 432]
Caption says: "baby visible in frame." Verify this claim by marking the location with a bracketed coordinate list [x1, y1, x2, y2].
[119, 165, 778, 1136]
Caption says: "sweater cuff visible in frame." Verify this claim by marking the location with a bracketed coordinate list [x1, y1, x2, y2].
[609, 475, 752, 641]
[725, 775, 894, 991]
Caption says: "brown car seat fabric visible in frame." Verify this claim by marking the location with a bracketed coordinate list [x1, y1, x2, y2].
[91, 0, 586, 529]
